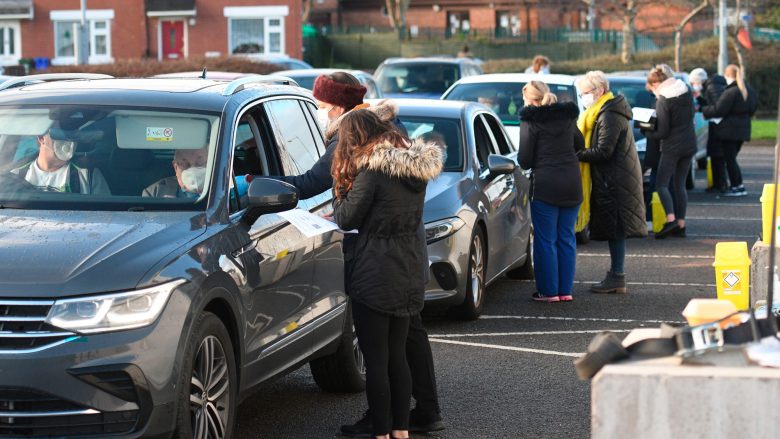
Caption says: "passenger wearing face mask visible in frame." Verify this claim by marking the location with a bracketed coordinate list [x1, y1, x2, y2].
[700, 64, 758, 197]
[689, 68, 727, 194]
[142, 147, 208, 198]
[575, 71, 646, 295]
[11, 129, 110, 195]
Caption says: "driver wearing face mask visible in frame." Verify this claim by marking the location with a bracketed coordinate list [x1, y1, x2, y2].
[11, 129, 110, 195]
[143, 147, 208, 198]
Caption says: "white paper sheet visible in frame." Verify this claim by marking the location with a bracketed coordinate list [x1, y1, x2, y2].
[632, 107, 656, 123]
[710, 117, 723, 125]
[277, 209, 356, 237]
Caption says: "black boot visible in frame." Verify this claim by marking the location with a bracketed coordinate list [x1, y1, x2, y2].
[339, 411, 371, 437]
[655, 221, 680, 239]
[409, 408, 445, 433]
[590, 271, 627, 294]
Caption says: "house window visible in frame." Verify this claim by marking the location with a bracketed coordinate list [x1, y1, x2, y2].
[50, 10, 114, 65]
[224, 6, 288, 56]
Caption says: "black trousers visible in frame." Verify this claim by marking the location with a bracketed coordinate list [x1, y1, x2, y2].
[656, 151, 692, 220]
[721, 139, 744, 188]
[352, 301, 412, 435]
[407, 312, 440, 414]
[707, 130, 728, 191]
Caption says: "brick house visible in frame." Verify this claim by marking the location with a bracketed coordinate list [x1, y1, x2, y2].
[0, 0, 301, 67]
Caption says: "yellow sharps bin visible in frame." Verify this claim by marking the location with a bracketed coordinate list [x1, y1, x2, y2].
[760, 184, 780, 245]
[712, 242, 751, 310]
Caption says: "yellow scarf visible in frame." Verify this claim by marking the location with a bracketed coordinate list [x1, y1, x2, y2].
[575, 91, 613, 232]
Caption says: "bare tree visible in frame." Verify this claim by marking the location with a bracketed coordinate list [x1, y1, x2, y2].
[581, 0, 650, 63]
[302, 0, 312, 23]
[385, 0, 411, 39]
[674, 0, 712, 71]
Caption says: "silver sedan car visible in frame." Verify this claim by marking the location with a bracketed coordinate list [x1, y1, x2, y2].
[390, 99, 533, 319]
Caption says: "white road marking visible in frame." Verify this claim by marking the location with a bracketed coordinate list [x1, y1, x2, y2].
[428, 338, 582, 358]
[505, 279, 715, 288]
[480, 315, 685, 324]
[579, 252, 712, 259]
[429, 330, 629, 338]
[688, 202, 759, 207]
[686, 216, 760, 221]
[687, 233, 756, 239]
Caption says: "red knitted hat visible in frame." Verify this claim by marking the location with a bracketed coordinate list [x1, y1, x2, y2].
[312, 75, 367, 109]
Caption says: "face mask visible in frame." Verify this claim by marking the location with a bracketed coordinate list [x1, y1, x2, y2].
[692, 84, 703, 93]
[316, 107, 332, 130]
[581, 93, 596, 109]
[181, 166, 207, 194]
[53, 140, 75, 162]
[726, 77, 735, 86]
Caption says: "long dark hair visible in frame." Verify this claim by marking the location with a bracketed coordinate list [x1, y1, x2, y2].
[331, 109, 408, 199]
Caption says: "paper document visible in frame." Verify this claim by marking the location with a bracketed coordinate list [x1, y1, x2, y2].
[710, 117, 723, 124]
[277, 209, 356, 237]
[632, 107, 656, 123]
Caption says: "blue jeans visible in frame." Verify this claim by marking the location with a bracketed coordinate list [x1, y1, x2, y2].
[531, 200, 579, 296]
[608, 219, 626, 274]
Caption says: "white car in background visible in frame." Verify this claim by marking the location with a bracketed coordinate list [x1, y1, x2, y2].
[441, 73, 583, 148]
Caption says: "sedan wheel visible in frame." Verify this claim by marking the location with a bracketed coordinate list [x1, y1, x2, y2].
[452, 228, 486, 320]
[190, 336, 231, 439]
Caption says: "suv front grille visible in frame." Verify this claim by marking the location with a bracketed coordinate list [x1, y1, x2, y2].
[0, 300, 76, 353]
[0, 388, 137, 437]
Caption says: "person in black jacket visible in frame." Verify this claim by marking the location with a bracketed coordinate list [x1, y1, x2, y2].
[518, 80, 583, 302]
[700, 64, 758, 197]
[643, 65, 697, 238]
[576, 71, 646, 294]
[689, 68, 728, 193]
[277, 73, 445, 436]
[332, 109, 443, 439]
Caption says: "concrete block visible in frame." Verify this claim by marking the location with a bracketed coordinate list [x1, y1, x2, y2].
[592, 358, 780, 439]
[751, 240, 770, 305]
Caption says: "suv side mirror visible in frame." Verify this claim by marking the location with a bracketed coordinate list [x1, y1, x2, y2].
[487, 154, 516, 176]
[242, 177, 299, 224]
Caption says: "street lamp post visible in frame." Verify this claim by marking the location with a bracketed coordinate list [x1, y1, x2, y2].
[718, 0, 728, 74]
[78, 0, 89, 65]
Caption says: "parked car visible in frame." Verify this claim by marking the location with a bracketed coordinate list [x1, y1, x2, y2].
[374, 57, 483, 100]
[274, 68, 383, 99]
[0, 74, 364, 438]
[441, 73, 581, 148]
[368, 98, 532, 319]
[254, 54, 313, 70]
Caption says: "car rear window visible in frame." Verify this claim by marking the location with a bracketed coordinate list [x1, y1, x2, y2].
[443, 82, 577, 125]
[375, 63, 460, 96]
[609, 80, 657, 109]
[398, 116, 463, 172]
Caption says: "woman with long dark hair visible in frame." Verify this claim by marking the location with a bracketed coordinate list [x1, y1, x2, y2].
[332, 109, 443, 439]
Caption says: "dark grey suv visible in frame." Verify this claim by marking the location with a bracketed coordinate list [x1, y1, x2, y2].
[0, 75, 364, 438]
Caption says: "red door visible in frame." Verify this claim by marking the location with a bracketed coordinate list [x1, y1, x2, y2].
[161, 21, 184, 60]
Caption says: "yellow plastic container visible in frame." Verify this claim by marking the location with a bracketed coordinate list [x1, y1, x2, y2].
[682, 298, 741, 327]
[712, 242, 751, 311]
[706, 157, 713, 189]
[651, 192, 665, 234]
[760, 184, 780, 245]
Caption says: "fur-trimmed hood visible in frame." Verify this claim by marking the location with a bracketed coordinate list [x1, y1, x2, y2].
[325, 99, 399, 141]
[518, 101, 579, 122]
[357, 139, 443, 190]
[657, 78, 689, 99]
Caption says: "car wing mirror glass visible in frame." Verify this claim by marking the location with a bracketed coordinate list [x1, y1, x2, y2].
[242, 177, 299, 224]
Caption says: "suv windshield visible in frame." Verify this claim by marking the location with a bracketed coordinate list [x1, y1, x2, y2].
[444, 82, 577, 125]
[0, 105, 220, 210]
[376, 63, 460, 96]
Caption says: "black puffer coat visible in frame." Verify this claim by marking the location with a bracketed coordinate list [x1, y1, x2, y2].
[643, 78, 697, 157]
[577, 95, 647, 241]
[701, 81, 758, 142]
[334, 140, 443, 316]
[697, 75, 727, 156]
[518, 102, 584, 207]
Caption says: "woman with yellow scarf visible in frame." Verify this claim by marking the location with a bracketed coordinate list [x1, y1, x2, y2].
[575, 71, 647, 294]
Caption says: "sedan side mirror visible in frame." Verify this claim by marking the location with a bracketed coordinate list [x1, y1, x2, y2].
[487, 154, 517, 176]
[242, 177, 299, 225]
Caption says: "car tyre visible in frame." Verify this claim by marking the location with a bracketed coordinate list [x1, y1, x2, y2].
[310, 301, 366, 393]
[175, 311, 237, 439]
[506, 229, 533, 280]
[451, 227, 486, 320]
[575, 223, 590, 245]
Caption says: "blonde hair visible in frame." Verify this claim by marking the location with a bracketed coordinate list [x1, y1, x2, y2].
[576, 71, 610, 95]
[647, 64, 671, 85]
[725, 64, 748, 101]
[523, 80, 557, 106]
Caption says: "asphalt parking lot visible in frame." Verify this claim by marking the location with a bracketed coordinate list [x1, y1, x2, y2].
[235, 143, 773, 439]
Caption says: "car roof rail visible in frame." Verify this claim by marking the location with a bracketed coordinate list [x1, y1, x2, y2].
[0, 73, 114, 91]
[221, 75, 299, 96]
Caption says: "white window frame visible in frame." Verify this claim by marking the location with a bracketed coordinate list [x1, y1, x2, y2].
[50, 9, 114, 65]
[224, 6, 288, 57]
[0, 20, 21, 66]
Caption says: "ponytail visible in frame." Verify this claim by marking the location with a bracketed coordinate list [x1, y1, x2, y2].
[541, 92, 558, 105]
[726, 64, 748, 101]
[523, 80, 557, 106]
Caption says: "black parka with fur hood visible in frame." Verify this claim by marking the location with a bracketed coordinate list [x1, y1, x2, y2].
[334, 139, 443, 316]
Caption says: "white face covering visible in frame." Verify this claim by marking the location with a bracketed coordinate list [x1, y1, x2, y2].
[692, 84, 703, 93]
[53, 140, 75, 162]
[725, 77, 735, 86]
[180, 166, 207, 194]
[581, 93, 596, 109]
[316, 107, 333, 131]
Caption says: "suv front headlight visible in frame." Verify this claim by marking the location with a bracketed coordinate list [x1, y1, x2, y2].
[45, 279, 185, 334]
[425, 218, 466, 244]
